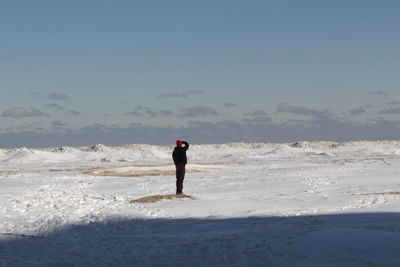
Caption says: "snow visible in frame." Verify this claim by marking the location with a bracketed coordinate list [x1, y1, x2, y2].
[1, 141, 400, 266]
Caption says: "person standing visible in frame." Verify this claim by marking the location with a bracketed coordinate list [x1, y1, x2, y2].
[172, 140, 189, 195]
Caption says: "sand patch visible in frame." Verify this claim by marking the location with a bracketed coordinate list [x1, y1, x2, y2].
[85, 169, 176, 177]
[85, 164, 221, 177]
[130, 194, 196, 203]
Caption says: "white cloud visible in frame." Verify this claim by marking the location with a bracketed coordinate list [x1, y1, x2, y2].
[369, 90, 387, 96]
[47, 103, 66, 110]
[158, 92, 187, 98]
[277, 103, 333, 119]
[158, 90, 206, 98]
[180, 105, 218, 117]
[242, 117, 272, 124]
[244, 110, 268, 117]
[224, 102, 240, 108]
[348, 106, 369, 116]
[125, 106, 174, 117]
[51, 121, 67, 127]
[2, 107, 50, 118]
[242, 110, 271, 124]
[379, 107, 400, 114]
[49, 93, 69, 101]
[30, 92, 44, 97]
[67, 110, 81, 116]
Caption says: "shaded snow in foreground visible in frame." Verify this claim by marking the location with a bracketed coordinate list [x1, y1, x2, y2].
[1, 141, 400, 266]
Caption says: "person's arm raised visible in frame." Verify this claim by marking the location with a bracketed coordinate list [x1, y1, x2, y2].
[183, 141, 189, 150]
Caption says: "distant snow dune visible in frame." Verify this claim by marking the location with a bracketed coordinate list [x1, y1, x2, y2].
[1, 140, 400, 166]
[1, 140, 400, 266]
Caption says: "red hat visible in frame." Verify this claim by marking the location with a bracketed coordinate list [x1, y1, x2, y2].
[176, 140, 183, 147]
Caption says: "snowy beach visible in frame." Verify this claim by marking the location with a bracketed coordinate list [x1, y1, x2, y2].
[1, 141, 400, 266]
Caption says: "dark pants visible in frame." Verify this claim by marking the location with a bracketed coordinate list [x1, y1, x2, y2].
[175, 163, 186, 194]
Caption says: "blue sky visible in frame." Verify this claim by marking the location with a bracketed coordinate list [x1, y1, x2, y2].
[1, 0, 400, 147]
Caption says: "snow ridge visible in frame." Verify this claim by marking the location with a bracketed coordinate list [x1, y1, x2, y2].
[1, 140, 400, 166]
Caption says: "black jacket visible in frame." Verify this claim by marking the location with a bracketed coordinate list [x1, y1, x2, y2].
[172, 141, 189, 164]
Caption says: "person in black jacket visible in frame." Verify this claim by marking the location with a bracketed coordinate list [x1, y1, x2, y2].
[172, 140, 189, 195]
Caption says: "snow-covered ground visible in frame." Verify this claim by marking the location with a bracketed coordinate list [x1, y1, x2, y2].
[1, 141, 400, 266]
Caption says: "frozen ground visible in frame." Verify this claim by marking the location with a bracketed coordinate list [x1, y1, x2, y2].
[1, 141, 400, 266]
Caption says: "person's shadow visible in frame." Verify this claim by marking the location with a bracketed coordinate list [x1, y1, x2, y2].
[1, 213, 400, 266]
